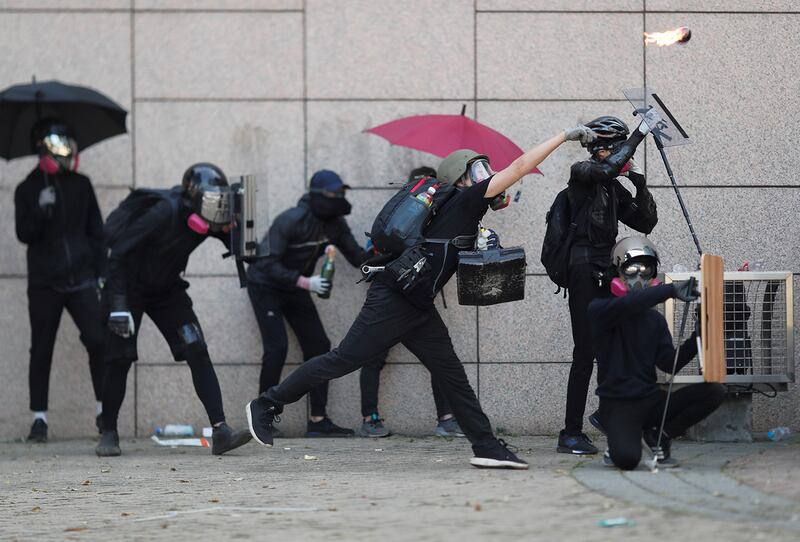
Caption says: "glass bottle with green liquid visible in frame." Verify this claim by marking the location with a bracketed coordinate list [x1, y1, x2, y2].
[318, 244, 336, 299]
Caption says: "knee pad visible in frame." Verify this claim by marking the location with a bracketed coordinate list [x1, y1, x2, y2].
[178, 322, 209, 360]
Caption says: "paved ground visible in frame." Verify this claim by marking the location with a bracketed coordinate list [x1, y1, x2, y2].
[0, 435, 798, 541]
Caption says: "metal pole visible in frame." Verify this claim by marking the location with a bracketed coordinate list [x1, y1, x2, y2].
[653, 133, 703, 258]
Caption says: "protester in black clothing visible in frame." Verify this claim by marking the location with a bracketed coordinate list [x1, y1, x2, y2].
[246, 125, 597, 468]
[95, 163, 252, 457]
[247, 170, 373, 437]
[557, 114, 661, 455]
[14, 119, 106, 443]
[587, 236, 725, 469]
[357, 166, 464, 439]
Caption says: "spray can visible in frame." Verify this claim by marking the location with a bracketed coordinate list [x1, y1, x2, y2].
[155, 424, 194, 437]
[318, 245, 336, 299]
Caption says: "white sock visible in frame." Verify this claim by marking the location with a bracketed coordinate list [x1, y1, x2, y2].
[96, 402, 103, 416]
[33, 411, 47, 423]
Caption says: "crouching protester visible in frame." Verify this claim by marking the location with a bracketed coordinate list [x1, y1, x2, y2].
[587, 237, 725, 470]
[246, 125, 597, 469]
[96, 163, 252, 457]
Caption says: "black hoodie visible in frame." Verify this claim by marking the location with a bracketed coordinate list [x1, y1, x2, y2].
[15, 168, 107, 289]
[247, 194, 366, 290]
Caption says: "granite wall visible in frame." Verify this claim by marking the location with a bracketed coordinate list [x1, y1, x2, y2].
[0, 1, 797, 439]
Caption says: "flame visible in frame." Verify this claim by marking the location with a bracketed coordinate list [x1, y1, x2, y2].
[644, 27, 691, 46]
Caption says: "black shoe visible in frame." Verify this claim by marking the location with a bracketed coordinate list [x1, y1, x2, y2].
[470, 439, 529, 469]
[211, 422, 253, 455]
[357, 414, 392, 438]
[557, 430, 598, 455]
[306, 417, 354, 438]
[246, 396, 279, 447]
[643, 427, 680, 468]
[96, 430, 121, 457]
[27, 419, 48, 443]
[602, 449, 615, 467]
[95, 414, 103, 434]
[588, 410, 606, 436]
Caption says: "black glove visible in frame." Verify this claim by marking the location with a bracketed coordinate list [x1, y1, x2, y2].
[672, 277, 700, 302]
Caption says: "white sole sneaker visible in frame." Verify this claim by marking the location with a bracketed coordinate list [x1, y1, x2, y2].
[245, 401, 272, 447]
[469, 457, 529, 469]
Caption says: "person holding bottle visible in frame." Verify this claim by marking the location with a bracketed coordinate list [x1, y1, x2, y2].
[246, 170, 369, 437]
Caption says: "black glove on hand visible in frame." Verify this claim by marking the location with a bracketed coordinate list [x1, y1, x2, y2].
[672, 277, 700, 302]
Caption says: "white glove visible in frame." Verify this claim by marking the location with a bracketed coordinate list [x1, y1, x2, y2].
[307, 275, 331, 296]
[626, 158, 644, 176]
[38, 186, 56, 210]
[564, 125, 597, 144]
[108, 311, 135, 338]
[638, 108, 664, 135]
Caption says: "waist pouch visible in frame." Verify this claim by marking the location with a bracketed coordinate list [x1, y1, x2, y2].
[384, 245, 433, 297]
[456, 247, 527, 306]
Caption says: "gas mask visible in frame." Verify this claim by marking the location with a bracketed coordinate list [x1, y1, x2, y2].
[610, 259, 660, 297]
[309, 190, 352, 219]
[39, 133, 79, 174]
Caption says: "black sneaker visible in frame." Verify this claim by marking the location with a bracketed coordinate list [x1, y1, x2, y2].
[557, 430, 598, 455]
[306, 417, 355, 438]
[470, 439, 529, 469]
[435, 417, 465, 437]
[27, 419, 48, 443]
[96, 430, 121, 457]
[643, 427, 680, 468]
[602, 449, 615, 467]
[588, 410, 606, 436]
[357, 414, 391, 438]
[246, 396, 279, 447]
[211, 422, 253, 455]
[95, 414, 103, 434]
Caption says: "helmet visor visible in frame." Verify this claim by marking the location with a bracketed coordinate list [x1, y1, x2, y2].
[467, 159, 494, 184]
[200, 189, 231, 225]
[42, 134, 77, 158]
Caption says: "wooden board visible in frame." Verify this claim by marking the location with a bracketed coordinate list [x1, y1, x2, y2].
[700, 254, 726, 383]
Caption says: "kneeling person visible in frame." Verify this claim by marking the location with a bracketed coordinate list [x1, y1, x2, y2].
[96, 163, 252, 457]
[587, 237, 725, 470]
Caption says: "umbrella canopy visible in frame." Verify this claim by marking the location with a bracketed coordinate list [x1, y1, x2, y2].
[0, 80, 127, 160]
[365, 112, 541, 175]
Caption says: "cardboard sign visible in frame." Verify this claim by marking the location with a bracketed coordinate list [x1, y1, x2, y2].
[700, 254, 726, 382]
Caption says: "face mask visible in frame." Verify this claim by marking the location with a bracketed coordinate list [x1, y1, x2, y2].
[309, 192, 352, 218]
[610, 260, 660, 297]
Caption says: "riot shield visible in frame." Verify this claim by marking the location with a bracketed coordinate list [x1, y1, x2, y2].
[228, 174, 262, 287]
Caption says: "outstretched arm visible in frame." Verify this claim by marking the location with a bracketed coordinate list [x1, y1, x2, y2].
[485, 125, 595, 198]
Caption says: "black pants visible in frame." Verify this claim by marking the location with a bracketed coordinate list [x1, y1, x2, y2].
[28, 285, 105, 411]
[101, 288, 225, 431]
[263, 281, 496, 449]
[599, 383, 726, 470]
[247, 282, 332, 418]
[359, 352, 453, 419]
[564, 262, 605, 432]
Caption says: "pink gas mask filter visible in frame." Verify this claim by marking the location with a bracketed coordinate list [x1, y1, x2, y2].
[610, 276, 661, 297]
[187, 213, 209, 235]
[39, 153, 79, 175]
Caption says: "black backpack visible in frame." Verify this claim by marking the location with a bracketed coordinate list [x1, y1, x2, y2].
[104, 187, 182, 247]
[541, 188, 586, 294]
[369, 176, 456, 256]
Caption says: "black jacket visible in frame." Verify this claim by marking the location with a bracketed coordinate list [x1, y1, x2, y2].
[567, 131, 658, 266]
[589, 284, 697, 400]
[106, 188, 228, 308]
[247, 194, 366, 290]
[15, 168, 107, 289]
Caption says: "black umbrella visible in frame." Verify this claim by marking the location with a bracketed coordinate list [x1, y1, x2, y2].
[0, 79, 127, 160]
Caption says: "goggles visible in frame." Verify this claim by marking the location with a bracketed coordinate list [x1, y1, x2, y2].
[620, 260, 656, 280]
[199, 189, 231, 225]
[467, 159, 494, 184]
[310, 188, 347, 199]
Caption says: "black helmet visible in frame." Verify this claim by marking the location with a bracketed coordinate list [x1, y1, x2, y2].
[181, 163, 231, 227]
[584, 116, 629, 154]
[31, 118, 78, 171]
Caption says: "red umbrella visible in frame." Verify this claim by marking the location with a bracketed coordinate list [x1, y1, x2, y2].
[365, 107, 541, 175]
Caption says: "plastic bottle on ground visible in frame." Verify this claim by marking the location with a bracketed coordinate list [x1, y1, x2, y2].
[155, 424, 194, 437]
[767, 427, 790, 441]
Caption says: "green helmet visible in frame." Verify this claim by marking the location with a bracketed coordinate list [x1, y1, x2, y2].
[437, 149, 488, 185]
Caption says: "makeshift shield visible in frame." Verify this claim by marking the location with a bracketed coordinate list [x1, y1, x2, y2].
[456, 247, 526, 306]
[622, 87, 691, 148]
[700, 254, 726, 383]
[228, 174, 261, 287]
